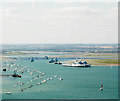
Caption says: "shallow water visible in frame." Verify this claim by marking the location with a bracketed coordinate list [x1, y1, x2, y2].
[1, 59, 118, 99]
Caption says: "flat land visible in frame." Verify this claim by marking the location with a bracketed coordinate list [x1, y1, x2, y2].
[66, 59, 119, 66]
[83, 59, 119, 66]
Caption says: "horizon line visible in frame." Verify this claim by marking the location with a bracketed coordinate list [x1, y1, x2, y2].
[1, 43, 119, 45]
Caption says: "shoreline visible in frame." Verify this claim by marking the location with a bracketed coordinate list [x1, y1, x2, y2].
[1, 55, 119, 66]
[92, 64, 119, 66]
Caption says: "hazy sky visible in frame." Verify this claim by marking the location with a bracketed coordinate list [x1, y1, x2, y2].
[0, 0, 118, 44]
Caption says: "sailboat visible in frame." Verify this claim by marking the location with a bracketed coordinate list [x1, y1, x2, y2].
[54, 57, 62, 64]
[54, 57, 58, 64]
[100, 84, 103, 90]
[31, 57, 34, 62]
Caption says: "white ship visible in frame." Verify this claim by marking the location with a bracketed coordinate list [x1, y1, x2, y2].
[62, 59, 91, 67]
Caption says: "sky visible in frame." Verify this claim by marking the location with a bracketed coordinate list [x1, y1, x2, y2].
[0, 0, 118, 44]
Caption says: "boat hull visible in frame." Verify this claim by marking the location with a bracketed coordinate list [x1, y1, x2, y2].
[62, 64, 91, 67]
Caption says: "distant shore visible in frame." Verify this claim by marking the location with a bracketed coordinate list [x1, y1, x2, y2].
[1, 57, 119, 66]
[0, 52, 119, 66]
[0, 56, 13, 61]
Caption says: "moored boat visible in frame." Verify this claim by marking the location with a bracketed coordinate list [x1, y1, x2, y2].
[54, 57, 62, 64]
[49, 58, 55, 63]
[44, 56, 48, 59]
[31, 57, 34, 62]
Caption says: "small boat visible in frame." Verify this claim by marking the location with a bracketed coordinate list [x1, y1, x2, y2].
[55, 62, 62, 64]
[3, 68, 6, 72]
[55, 57, 58, 62]
[20, 89, 24, 92]
[40, 77, 43, 79]
[41, 80, 47, 83]
[12, 74, 21, 78]
[58, 62, 62, 64]
[54, 62, 59, 64]
[6, 92, 11, 94]
[44, 56, 48, 59]
[28, 85, 33, 88]
[54, 75, 58, 77]
[100, 84, 103, 90]
[12, 71, 21, 78]
[59, 78, 63, 80]
[37, 75, 39, 77]
[49, 58, 55, 63]
[54, 58, 62, 64]
[47, 78, 50, 80]
[50, 78, 53, 80]
[31, 57, 34, 62]
[13, 85, 16, 87]
[37, 82, 41, 85]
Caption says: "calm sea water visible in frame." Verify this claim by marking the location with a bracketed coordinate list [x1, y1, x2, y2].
[1, 59, 118, 99]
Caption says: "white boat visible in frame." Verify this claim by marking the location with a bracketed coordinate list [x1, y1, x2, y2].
[6, 92, 11, 94]
[62, 59, 91, 67]
[100, 84, 103, 90]
[59, 78, 63, 80]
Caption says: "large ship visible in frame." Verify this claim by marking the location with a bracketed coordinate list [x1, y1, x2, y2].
[62, 59, 91, 67]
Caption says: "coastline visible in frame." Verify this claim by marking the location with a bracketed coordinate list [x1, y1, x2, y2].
[0, 54, 119, 66]
[92, 64, 119, 66]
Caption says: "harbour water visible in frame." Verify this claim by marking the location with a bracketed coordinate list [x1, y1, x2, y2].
[1, 58, 118, 99]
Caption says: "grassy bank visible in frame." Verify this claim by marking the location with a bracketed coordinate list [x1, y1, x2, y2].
[85, 59, 119, 66]
[67, 59, 119, 66]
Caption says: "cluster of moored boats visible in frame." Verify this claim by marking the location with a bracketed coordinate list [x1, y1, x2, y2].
[1, 60, 63, 95]
[1, 56, 92, 95]
[49, 57, 62, 64]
